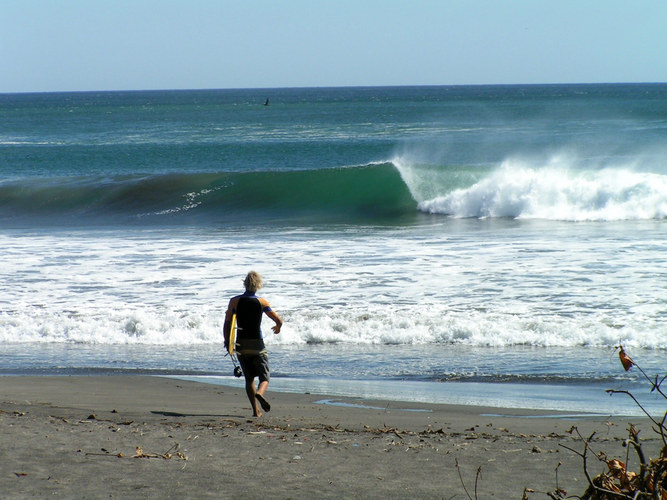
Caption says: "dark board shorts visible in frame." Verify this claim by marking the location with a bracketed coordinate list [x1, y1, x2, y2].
[237, 351, 270, 383]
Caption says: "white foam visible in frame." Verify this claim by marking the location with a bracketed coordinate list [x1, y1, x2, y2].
[1, 304, 665, 349]
[1, 219, 666, 350]
[277, 307, 667, 348]
[416, 159, 667, 221]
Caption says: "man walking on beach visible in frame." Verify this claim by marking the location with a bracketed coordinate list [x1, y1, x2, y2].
[224, 271, 283, 417]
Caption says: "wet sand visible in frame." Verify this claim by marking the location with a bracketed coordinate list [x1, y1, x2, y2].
[0, 376, 659, 499]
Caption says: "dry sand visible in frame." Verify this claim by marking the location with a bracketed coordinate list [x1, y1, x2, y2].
[0, 376, 659, 499]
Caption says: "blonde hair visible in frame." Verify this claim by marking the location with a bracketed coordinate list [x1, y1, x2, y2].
[243, 271, 263, 292]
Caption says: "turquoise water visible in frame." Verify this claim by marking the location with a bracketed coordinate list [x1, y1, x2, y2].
[3, 85, 667, 224]
[1, 85, 666, 413]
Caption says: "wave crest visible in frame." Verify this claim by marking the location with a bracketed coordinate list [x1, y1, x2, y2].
[418, 160, 667, 221]
[0, 162, 417, 226]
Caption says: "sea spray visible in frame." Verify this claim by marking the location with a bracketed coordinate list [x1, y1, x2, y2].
[417, 159, 667, 220]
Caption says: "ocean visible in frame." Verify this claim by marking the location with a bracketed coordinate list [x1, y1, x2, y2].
[1, 84, 665, 416]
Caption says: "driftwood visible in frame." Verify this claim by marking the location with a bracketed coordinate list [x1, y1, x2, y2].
[558, 347, 667, 500]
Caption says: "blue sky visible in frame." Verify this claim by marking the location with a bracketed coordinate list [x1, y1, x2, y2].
[2, 0, 666, 92]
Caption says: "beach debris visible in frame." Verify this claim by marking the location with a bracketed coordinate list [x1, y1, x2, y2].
[14, 472, 28, 477]
[133, 444, 188, 461]
[87, 414, 97, 420]
[456, 459, 482, 500]
[554, 348, 667, 500]
[85, 449, 124, 458]
[577, 447, 667, 499]
[85, 444, 186, 460]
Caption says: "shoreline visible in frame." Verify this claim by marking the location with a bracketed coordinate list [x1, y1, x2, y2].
[1, 376, 662, 498]
[175, 374, 664, 418]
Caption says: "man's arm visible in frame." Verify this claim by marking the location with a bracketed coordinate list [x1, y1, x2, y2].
[266, 310, 283, 334]
[260, 297, 283, 334]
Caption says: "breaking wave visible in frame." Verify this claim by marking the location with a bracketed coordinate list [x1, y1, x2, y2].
[410, 158, 667, 221]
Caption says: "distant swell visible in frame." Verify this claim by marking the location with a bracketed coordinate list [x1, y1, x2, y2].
[0, 162, 417, 226]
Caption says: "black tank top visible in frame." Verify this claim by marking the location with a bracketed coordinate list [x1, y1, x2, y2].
[235, 295, 266, 351]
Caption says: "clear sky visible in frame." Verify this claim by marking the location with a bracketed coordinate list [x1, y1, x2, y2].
[2, 0, 666, 93]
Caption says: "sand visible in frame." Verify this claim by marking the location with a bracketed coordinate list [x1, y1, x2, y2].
[0, 376, 660, 499]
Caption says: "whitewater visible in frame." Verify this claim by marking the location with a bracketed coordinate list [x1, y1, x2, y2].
[1, 85, 666, 415]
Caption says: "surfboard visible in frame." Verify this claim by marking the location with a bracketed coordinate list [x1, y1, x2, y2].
[228, 313, 237, 356]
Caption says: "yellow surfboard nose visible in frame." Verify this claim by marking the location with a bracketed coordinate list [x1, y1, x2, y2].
[228, 314, 237, 356]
